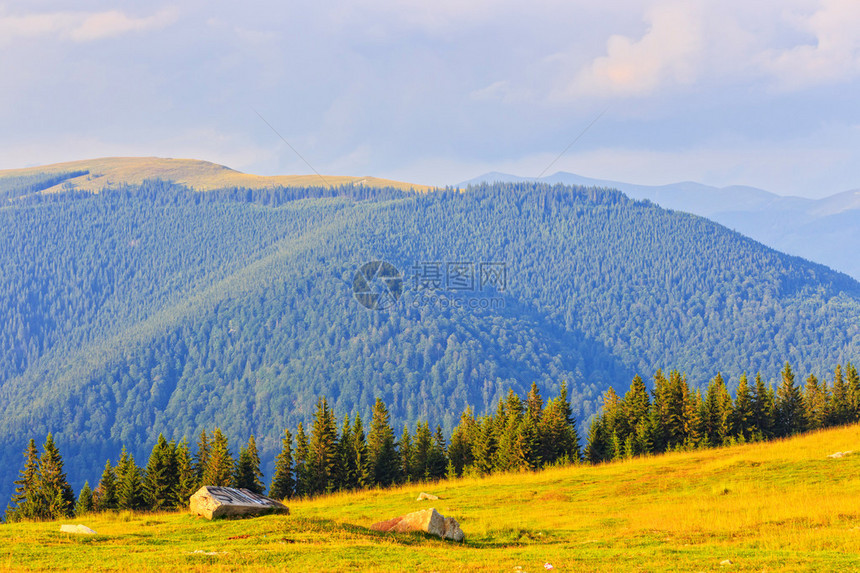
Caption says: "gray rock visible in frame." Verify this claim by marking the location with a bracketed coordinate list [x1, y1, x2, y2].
[59, 524, 97, 534]
[417, 492, 440, 501]
[720, 559, 734, 566]
[189, 486, 289, 520]
[371, 508, 465, 541]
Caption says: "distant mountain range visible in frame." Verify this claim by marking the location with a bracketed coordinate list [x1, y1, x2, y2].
[460, 172, 860, 281]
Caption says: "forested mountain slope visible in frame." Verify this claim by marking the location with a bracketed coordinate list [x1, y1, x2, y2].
[1, 178, 859, 508]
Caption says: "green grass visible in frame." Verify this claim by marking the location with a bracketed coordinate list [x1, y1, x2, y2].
[4, 424, 860, 571]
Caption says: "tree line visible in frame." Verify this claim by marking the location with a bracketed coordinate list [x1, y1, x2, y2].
[5, 383, 578, 521]
[584, 362, 860, 462]
[5, 362, 858, 522]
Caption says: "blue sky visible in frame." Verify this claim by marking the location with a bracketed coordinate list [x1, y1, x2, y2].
[2, 0, 859, 197]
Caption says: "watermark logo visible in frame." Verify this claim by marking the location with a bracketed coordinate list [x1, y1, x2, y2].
[352, 261, 404, 310]
[354, 259, 506, 311]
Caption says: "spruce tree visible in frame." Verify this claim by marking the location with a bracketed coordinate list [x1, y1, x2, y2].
[831, 364, 851, 425]
[194, 429, 210, 482]
[775, 363, 805, 437]
[751, 373, 775, 439]
[144, 434, 178, 510]
[234, 435, 265, 494]
[732, 373, 754, 441]
[427, 425, 448, 479]
[804, 374, 830, 431]
[368, 398, 399, 486]
[115, 448, 145, 511]
[174, 438, 198, 507]
[201, 428, 234, 486]
[447, 406, 477, 476]
[399, 425, 414, 483]
[584, 416, 607, 463]
[846, 363, 860, 422]
[412, 422, 432, 481]
[702, 373, 732, 446]
[351, 415, 371, 490]
[93, 460, 118, 511]
[472, 417, 497, 475]
[334, 415, 357, 491]
[308, 397, 338, 495]
[75, 482, 94, 516]
[294, 422, 310, 498]
[526, 382, 543, 424]
[36, 433, 75, 519]
[6, 439, 40, 522]
[269, 428, 295, 500]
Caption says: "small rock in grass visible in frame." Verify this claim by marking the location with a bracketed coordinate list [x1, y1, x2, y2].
[59, 524, 97, 534]
[720, 559, 733, 566]
[371, 508, 464, 542]
[417, 492, 440, 501]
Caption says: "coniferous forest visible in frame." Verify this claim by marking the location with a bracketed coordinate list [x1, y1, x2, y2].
[7, 361, 858, 522]
[1, 177, 859, 515]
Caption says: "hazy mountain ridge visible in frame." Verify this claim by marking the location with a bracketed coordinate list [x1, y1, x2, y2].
[461, 172, 860, 280]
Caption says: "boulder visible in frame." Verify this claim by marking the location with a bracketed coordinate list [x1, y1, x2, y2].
[417, 492, 440, 501]
[60, 524, 97, 534]
[189, 486, 289, 520]
[371, 508, 464, 542]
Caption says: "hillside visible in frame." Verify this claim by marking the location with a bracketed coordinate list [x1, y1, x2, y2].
[1, 175, 860, 510]
[3, 424, 859, 571]
[462, 171, 860, 281]
[0, 157, 433, 196]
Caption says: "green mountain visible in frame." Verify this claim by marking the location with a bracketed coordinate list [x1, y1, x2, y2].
[1, 167, 859, 509]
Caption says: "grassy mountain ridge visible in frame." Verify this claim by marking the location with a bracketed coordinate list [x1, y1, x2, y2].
[3, 423, 859, 571]
[0, 157, 433, 196]
[1, 178, 859, 510]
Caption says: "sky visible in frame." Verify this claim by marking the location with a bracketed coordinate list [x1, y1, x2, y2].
[2, 0, 860, 197]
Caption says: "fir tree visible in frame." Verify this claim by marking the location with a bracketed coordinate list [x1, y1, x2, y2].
[269, 428, 295, 501]
[702, 373, 732, 447]
[447, 407, 476, 476]
[143, 434, 178, 510]
[846, 363, 860, 422]
[427, 425, 448, 479]
[115, 447, 145, 511]
[584, 416, 607, 463]
[93, 460, 117, 512]
[234, 435, 265, 494]
[775, 363, 805, 437]
[335, 415, 355, 491]
[201, 428, 234, 487]
[75, 482, 94, 516]
[399, 425, 414, 483]
[831, 364, 852, 425]
[194, 429, 210, 482]
[412, 422, 432, 481]
[308, 397, 338, 495]
[351, 415, 371, 490]
[173, 438, 198, 507]
[6, 439, 40, 522]
[731, 373, 754, 441]
[294, 422, 310, 498]
[36, 433, 75, 519]
[368, 398, 399, 486]
[472, 417, 497, 475]
[804, 374, 830, 431]
[751, 373, 775, 439]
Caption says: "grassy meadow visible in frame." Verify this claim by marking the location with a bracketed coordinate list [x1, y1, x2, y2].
[3, 424, 859, 572]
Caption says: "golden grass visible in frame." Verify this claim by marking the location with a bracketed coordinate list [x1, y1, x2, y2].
[0, 157, 435, 194]
[2, 424, 860, 571]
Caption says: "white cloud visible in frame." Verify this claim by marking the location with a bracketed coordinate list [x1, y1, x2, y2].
[0, 7, 177, 44]
[759, 0, 860, 89]
[559, 1, 705, 98]
[70, 8, 178, 42]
